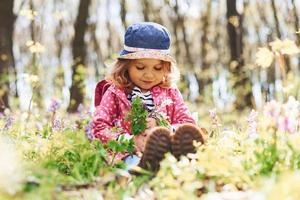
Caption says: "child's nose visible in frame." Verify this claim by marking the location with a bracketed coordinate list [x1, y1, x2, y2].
[144, 71, 155, 79]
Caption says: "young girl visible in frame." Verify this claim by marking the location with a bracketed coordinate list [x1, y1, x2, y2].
[92, 22, 205, 172]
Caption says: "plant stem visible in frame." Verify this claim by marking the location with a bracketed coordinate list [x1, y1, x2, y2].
[25, 86, 35, 131]
[110, 153, 117, 166]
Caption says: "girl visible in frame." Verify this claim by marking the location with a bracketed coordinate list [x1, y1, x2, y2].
[92, 22, 205, 172]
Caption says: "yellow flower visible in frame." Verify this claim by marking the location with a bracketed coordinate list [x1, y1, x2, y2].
[229, 16, 239, 27]
[28, 42, 46, 54]
[21, 73, 40, 85]
[255, 47, 274, 68]
[19, 9, 38, 20]
[270, 38, 300, 55]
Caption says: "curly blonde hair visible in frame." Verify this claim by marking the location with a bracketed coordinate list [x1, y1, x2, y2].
[106, 59, 179, 93]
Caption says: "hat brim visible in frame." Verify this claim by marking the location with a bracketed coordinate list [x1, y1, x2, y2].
[118, 50, 176, 64]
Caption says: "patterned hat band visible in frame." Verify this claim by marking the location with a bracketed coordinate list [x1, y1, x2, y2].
[124, 45, 170, 54]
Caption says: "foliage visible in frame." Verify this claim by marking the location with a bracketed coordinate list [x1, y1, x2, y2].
[0, 95, 299, 199]
[126, 97, 148, 135]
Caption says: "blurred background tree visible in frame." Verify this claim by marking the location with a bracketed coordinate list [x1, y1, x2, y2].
[0, 0, 299, 113]
[68, 0, 91, 112]
[0, 0, 16, 112]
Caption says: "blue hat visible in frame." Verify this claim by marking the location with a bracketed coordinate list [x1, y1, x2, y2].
[118, 22, 176, 64]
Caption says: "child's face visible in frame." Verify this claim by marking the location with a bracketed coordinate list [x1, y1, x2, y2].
[128, 58, 167, 92]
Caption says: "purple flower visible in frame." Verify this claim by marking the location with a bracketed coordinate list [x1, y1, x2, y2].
[263, 100, 281, 119]
[4, 116, 14, 130]
[52, 118, 63, 131]
[85, 121, 94, 140]
[48, 99, 61, 112]
[277, 115, 297, 133]
[209, 108, 221, 127]
[247, 109, 258, 138]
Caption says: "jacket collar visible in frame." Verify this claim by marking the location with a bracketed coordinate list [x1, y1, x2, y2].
[108, 84, 165, 107]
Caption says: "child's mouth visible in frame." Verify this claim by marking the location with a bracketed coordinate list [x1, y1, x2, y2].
[142, 81, 153, 84]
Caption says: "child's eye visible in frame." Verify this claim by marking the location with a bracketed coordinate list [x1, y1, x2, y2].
[135, 65, 145, 70]
[154, 66, 163, 71]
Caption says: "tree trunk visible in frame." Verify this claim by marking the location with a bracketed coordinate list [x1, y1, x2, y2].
[120, 0, 127, 28]
[68, 0, 91, 112]
[270, 0, 281, 38]
[174, 0, 193, 68]
[226, 0, 252, 110]
[164, 0, 180, 62]
[291, 0, 299, 44]
[105, 0, 113, 59]
[198, 0, 212, 93]
[291, 0, 300, 71]
[0, 0, 15, 112]
[271, 0, 291, 74]
[142, 0, 150, 22]
[89, 22, 104, 79]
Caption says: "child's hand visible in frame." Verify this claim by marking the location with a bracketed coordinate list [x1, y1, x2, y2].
[134, 133, 147, 153]
[146, 117, 157, 129]
[134, 129, 152, 153]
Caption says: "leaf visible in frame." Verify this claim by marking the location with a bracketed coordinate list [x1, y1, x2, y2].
[126, 97, 148, 135]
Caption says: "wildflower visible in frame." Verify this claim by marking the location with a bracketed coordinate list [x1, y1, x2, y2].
[20, 9, 38, 20]
[209, 108, 221, 127]
[21, 73, 39, 85]
[26, 40, 45, 54]
[247, 109, 258, 138]
[52, 118, 63, 132]
[270, 38, 300, 55]
[282, 96, 299, 118]
[48, 98, 61, 113]
[277, 115, 297, 133]
[263, 100, 281, 119]
[255, 47, 274, 68]
[85, 121, 94, 140]
[3, 116, 14, 130]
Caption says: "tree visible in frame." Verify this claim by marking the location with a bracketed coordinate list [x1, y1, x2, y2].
[0, 0, 16, 112]
[226, 0, 252, 110]
[120, 0, 127, 28]
[68, 0, 91, 112]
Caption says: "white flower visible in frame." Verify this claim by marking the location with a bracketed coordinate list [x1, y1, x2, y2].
[270, 38, 300, 55]
[255, 47, 274, 68]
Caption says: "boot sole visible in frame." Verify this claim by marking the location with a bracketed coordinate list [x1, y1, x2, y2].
[138, 127, 171, 172]
[172, 124, 204, 159]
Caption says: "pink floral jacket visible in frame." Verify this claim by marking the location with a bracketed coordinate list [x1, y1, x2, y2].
[92, 84, 195, 143]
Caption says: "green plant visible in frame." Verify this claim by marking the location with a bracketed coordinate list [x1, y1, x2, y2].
[126, 97, 148, 135]
[107, 135, 135, 166]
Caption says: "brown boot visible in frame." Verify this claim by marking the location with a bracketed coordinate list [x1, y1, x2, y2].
[172, 124, 204, 159]
[138, 127, 172, 172]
